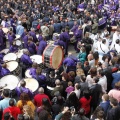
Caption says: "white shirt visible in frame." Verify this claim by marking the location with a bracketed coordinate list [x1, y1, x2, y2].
[74, 89, 81, 99]
[86, 75, 94, 87]
[1, 20, 6, 27]
[98, 75, 107, 93]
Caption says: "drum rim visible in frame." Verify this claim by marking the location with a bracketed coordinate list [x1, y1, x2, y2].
[25, 69, 32, 78]
[42, 45, 64, 69]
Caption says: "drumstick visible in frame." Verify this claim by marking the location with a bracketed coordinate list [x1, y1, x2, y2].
[0, 84, 7, 91]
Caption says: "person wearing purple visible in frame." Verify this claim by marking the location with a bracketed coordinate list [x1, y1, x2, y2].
[38, 32, 44, 42]
[59, 27, 70, 55]
[63, 55, 78, 73]
[37, 37, 47, 55]
[0, 63, 10, 77]
[74, 25, 83, 52]
[9, 41, 18, 53]
[33, 68, 46, 88]
[8, 30, 16, 45]
[27, 37, 36, 55]
[0, 25, 6, 51]
[15, 80, 33, 98]
[22, 31, 29, 49]
[29, 62, 37, 77]
[20, 49, 33, 77]
[29, 28, 38, 43]
[71, 21, 79, 35]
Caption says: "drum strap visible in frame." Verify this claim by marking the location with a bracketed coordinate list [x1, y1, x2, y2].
[100, 44, 105, 53]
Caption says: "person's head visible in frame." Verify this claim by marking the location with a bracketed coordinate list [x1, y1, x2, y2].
[84, 61, 89, 67]
[55, 79, 61, 86]
[4, 112, 11, 120]
[50, 71, 55, 78]
[20, 93, 30, 101]
[42, 98, 51, 108]
[102, 39, 106, 44]
[87, 54, 94, 61]
[3, 89, 10, 98]
[76, 68, 85, 76]
[61, 111, 71, 120]
[68, 71, 75, 78]
[102, 94, 109, 101]
[68, 92, 78, 102]
[20, 80, 26, 87]
[102, 55, 109, 63]
[110, 98, 118, 107]
[80, 75, 86, 82]
[38, 87, 44, 94]
[89, 67, 97, 78]
[93, 52, 99, 60]
[114, 81, 120, 89]
[74, 83, 80, 90]
[23, 105, 34, 119]
[97, 69, 105, 77]
[38, 109, 50, 120]
[36, 67, 42, 75]
[62, 72, 68, 81]
[93, 77, 99, 83]
[9, 98, 15, 106]
[78, 108, 85, 116]
[80, 46, 86, 53]
[68, 81, 73, 86]
[96, 110, 104, 119]
[102, 62, 108, 69]
[83, 90, 90, 100]
[32, 62, 37, 68]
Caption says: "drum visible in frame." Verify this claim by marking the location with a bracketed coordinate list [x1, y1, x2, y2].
[0, 49, 9, 54]
[47, 40, 54, 45]
[25, 69, 32, 78]
[16, 40, 22, 46]
[19, 78, 39, 93]
[53, 33, 60, 41]
[2, 28, 9, 34]
[15, 35, 21, 40]
[0, 75, 20, 90]
[6, 61, 21, 76]
[3, 53, 17, 62]
[98, 18, 106, 29]
[42, 45, 64, 69]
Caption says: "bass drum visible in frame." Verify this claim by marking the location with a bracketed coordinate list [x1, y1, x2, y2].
[42, 45, 64, 69]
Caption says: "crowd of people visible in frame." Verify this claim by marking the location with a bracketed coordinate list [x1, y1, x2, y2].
[0, 0, 120, 120]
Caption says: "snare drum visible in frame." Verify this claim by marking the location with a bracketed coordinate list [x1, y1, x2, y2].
[25, 69, 32, 78]
[0, 75, 20, 90]
[42, 45, 64, 69]
[2, 28, 9, 34]
[47, 40, 54, 45]
[6, 61, 21, 76]
[0, 49, 9, 54]
[3, 53, 17, 62]
[19, 78, 39, 92]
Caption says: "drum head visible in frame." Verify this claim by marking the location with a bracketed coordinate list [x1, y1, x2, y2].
[6, 61, 18, 72]
[0, 75, 20, 90]
[25, 69, 32, 78]
[2, 28, 9, 33]
[19, 78, 39, 92]
[3, 53, 17, 62]
[16, 40, 21, 46]
[0, 49, 9, 54]
[30, 55, 42, 64]
[16, 49, 27, 58]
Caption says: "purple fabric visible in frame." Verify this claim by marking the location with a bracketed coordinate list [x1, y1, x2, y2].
[71, 25, 79, 34]
[9, 45, 18, 53]
[29, 68, 36, 77]
[66, 86, 74, 94]
[0, 29, 5, 51]
[1, 68, 10, 77]
[29, 31, 38, 43]
[38, 35, 43, 41]
[8, 33, 16, 45]
[20, 54, 33, 65]
[15, 86, 33, 97]
[37, 40, 47, 55]
[28, 42, 36, 55]
[22, 35, 28, 48]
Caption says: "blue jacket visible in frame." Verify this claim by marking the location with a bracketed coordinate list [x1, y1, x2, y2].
[77, 52, 87, 63]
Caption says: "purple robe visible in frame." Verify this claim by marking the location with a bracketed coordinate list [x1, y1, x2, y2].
[9, 45, 18, 53]
[71, 25, 79, 35]
[28, 42, 36, 55]
[29, 31, 38, 43]
[29, 68, 36, 77]
[0, 29, 6, 51]
[38, 35, 43, 41]
[1, 68, 10, 77]
[37, 40, 47, 55]
[8, 33, 16, 45]
[22, 35, 28, 48]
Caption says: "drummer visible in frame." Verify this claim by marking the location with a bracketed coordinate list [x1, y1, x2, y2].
[15, 80, 33, 98]
[37, 36, 47, 55]
[0, 63, 10, 77]
[20, 49, 33, 77]
[9, 41, 18, 53]
[8, 28, 16, 45]
[29, 62, 38, 78]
